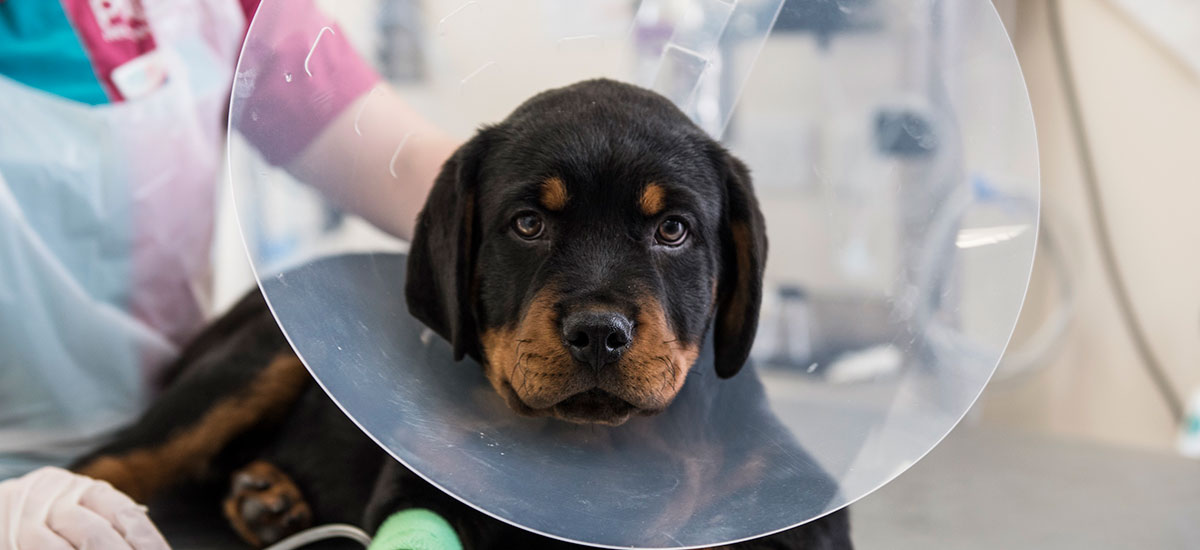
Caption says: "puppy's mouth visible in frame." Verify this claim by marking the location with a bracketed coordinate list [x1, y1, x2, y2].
[499, 380, 639, 426]
[551, 389, 637, 426]
[482, 293, 701, 426]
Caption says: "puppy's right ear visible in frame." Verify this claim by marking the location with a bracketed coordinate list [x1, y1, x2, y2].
[406, 130, 494, 361]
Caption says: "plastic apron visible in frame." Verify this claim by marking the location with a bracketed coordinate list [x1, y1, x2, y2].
[0, 0, 244, 479]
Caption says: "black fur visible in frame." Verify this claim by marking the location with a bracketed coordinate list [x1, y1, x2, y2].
[406, 79, 765, 380]
[405, 132, 495, 362]
[712, 150, 768, 378]
[74, 79, 851, 549]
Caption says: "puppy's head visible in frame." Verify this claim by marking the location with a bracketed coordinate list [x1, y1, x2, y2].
[406, 79, 766, 425]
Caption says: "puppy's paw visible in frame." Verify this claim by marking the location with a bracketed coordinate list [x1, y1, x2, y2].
[223, 461, 312, 547]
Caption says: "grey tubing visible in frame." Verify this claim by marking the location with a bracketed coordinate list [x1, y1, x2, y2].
[262, 523, 373, 550]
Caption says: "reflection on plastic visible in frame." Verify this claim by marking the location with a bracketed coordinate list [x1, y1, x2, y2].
[266, 255, 842, 547]
[304, 27, 337, 77]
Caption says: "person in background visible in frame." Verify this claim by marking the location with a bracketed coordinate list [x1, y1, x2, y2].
[0, 0, 457, 546]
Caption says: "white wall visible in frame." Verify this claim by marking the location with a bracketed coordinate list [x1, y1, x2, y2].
[975, 0, 1200, 453]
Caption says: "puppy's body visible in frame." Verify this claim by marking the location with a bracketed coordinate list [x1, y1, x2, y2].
[73, 79, 852, 549]
[74, 288, 849, 549]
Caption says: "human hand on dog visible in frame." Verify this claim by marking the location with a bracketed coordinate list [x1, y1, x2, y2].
[0, 467, 169, 550]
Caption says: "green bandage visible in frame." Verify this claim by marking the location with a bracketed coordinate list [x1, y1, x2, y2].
[368, 508, 463, 550]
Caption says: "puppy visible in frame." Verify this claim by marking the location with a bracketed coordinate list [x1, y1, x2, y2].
[72, 79, 851, 549]
[406, 78, 765, 425]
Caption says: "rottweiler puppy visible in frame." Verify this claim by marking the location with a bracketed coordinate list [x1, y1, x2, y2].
[72, 79, 852, 549]
[407, 78, 764, 425]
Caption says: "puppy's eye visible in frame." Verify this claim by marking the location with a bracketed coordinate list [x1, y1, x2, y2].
[513, 213, 544, 240]
[655, 217, 688, 246]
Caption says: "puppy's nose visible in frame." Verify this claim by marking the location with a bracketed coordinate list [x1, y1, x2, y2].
[561, 311, 633, 369]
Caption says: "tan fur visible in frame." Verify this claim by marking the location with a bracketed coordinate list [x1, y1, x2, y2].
[224, 492, 265, 547]
[480, 290, 581, 414]
[480, 289, 699, 424]
[77, 352, 310, 502]
[720, 222, 753, 337]
[223, 461, 312, 548]
[619, 297, 700, 410]
[540, 177, 569, 211]
[639, 182, 666, 216]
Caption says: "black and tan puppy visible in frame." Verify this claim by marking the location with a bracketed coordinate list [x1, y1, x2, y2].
[72, 79, 850, 549]
[407, 78, 764, 425]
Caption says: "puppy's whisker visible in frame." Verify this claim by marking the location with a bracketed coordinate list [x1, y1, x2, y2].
[510, 343, 527, 372]
[517, 363, 531, 397]
[513, 352, 535, 397]
[661, 340, 688, 352]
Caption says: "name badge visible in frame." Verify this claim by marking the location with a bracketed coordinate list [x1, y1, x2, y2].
[111, 50, 169, 100]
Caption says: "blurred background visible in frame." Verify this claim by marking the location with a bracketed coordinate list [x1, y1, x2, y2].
[978, 0, 1200, 456]
[218, 0, 1199, 458]
[215, 0, 1200, 546]
[0, 0, 1194, 546]
[213, 1, 1200, 544]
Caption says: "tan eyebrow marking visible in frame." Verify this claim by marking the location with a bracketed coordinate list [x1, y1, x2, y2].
[541, 177, 568, 211]
[639, 182, 666, 216]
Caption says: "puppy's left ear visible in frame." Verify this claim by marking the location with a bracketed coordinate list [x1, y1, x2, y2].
[712, 146, 767, 378]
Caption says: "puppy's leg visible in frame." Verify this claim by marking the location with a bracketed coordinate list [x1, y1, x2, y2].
[72, 289, 311, 503]
[223, 460, 313, 548]
[223, 383, 386, 547]
[362, 456, 851, 550]
[363, 460, 580, 550]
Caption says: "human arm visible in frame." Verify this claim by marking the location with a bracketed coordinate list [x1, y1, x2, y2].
[284, 86, 458, 241]
[234, 0, 458, 241]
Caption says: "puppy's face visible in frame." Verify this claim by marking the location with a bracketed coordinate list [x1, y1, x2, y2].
[472, 126, 721, 425]
[407, 79, 766, 426]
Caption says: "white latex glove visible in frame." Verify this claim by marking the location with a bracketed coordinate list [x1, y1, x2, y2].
[0, 466, 170, 550]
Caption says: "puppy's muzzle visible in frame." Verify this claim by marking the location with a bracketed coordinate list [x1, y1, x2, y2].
[560, 310, 633, 370]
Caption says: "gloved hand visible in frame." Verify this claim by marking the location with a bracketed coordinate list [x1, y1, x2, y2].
[0, 466, 169, 550]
